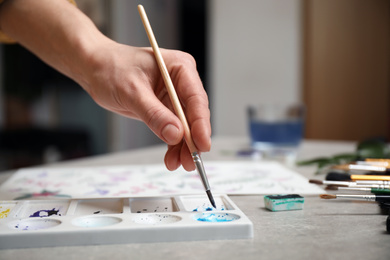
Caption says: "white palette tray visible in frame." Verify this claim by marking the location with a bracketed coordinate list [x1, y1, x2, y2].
[0, 194, 253, 249]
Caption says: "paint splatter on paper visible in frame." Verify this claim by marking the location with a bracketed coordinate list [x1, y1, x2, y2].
[0, 161, 324, 200]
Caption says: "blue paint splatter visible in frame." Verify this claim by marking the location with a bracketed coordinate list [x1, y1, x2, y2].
[196, 213, 235, 222]
[192, 204, 225, 212]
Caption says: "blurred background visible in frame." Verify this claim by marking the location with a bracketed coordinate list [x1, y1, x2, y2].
[0, 0, 388, 170]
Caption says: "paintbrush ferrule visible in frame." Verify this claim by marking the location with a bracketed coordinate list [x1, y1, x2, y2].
[192, 152, 216, 208]
[356, 180, 390, 185]
[348, 165, 387, 172]
[338, 187, 372, 192]
[192, 152, 210, 191]
[354, 184, 390, 189]
[336, 194, 377, 201]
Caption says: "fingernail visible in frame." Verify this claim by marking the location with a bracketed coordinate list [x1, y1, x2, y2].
[162, 124, 180, 144]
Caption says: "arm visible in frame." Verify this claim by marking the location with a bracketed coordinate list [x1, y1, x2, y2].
[0, 0, 211, 171]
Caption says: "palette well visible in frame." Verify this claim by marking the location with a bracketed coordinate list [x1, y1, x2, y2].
[0, 194, 253, 249]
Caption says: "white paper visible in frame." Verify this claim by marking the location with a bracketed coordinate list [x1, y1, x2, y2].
[0, 161, 324, 200]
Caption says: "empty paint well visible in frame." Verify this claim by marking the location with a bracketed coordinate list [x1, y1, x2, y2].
[130, 197, 178, 213]
[193, 213, 240, 222]
[72, 216, 122, 228]
[180, 195, 233, 212]
[10, 218, 62, 231]
[132, 214, 181, 225]
[75, 198, 123, 215]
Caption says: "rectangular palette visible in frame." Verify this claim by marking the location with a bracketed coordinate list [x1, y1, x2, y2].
[0, 194, 253, 249]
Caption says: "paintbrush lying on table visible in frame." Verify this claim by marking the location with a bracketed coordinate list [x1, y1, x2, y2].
[137, 5, 216, 208]
[320, 194, 390, 202]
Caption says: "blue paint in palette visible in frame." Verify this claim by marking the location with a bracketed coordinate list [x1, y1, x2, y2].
[195, 213, 238, 222]
[192, 205, 225, 212]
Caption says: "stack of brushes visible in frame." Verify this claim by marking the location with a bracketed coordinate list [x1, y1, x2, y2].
[310, 159, 390, 232]
[310, 159, 390, 213]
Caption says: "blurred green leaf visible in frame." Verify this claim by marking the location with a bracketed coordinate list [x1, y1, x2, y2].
[296, 138, 389, 174]
[356, 139, 390, 159]
[296, 157, 332, 166]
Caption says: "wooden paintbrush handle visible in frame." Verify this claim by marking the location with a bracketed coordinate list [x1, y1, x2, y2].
[138, 4, 197, 153]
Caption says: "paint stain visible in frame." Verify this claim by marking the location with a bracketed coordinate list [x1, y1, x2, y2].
[196, 213, 234, 222]
[0, 208, 11, 219]
[192, 205, 225, 212]
[29, 208, 60, 218]
[93, 211, 101, 214]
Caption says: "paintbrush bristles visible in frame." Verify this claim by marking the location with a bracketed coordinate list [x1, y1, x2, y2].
[325, 185, 339, 190]
[309, 179, 323, 185]
[319, 194, 337, 199]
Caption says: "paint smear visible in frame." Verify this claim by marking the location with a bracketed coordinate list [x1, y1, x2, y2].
[29, 208, 61, 218]
[192, 205, 225, 212]
[130, 197, 178, 213]
[0, 208, 11, 219]
[75, 198, 123, 215]
[15, 201, 69, 218]
[180, 195, 233, 212]
[194, 213, 240, 222]
[0, 203, 17, 219]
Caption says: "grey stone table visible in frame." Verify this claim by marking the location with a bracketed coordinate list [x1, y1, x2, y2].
[1, 136, 389, 260]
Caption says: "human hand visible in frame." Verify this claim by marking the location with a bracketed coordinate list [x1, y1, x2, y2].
[0, 0, 211, 171]
[83, 42, 211, 171]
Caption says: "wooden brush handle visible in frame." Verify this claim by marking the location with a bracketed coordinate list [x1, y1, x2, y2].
[138, 5, 197, 153]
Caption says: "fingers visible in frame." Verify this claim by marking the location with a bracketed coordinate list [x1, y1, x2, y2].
[163, 50, 212, 153]
[164, 144, 181, 171]
[164, 141, 196, 172]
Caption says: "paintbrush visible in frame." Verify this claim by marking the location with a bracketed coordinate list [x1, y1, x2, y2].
[326, 186, 390, 194]
[320, 194, 390, 202]
[326, 173, 390, 181]
[326, 172, 390, 182]
[137, 5, 216, 208]
[310, 179, 390, 189]
[309, 179, 356, 187]
[332, 164, 390, 173]
[356, 180, 390, 185]
[365, 158, 390, 164]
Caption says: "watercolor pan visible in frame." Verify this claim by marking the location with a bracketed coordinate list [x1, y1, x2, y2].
[264, 194, 304, 212]
[0, 194, 253, 249]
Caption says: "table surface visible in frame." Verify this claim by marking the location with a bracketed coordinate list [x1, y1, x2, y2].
[1, 136, 389, 260]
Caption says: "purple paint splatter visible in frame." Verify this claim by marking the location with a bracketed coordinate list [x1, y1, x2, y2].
[29, 208, 60, 217]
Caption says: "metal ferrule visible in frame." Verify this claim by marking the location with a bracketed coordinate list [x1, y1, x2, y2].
[338, 187, 371, 192]
[354, 184, 390, 189]
[356, 180, 390, 185]
[349, 164, 386, 172]
[336, 194, 376, 201]
[191, 152, 210, 191]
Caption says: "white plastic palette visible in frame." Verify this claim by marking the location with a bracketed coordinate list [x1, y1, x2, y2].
[0, 194, 253, 249]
